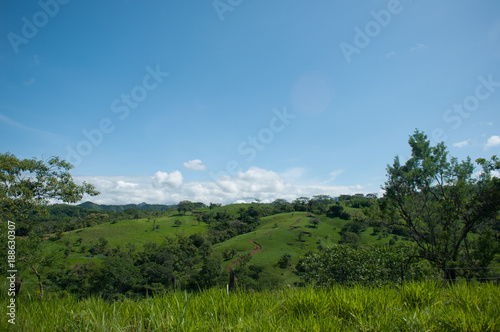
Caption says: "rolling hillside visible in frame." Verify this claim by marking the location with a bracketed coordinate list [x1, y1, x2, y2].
[43, 201, 402, 288]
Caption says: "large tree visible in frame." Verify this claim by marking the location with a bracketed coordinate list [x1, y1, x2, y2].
[1, 152, 99, 220]
[383, 130, 499, 281]
[1, 152, 99, 298]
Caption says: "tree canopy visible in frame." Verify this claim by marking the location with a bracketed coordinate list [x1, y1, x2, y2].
[0, 152, 99, 220]
[383, 130, 499, 280]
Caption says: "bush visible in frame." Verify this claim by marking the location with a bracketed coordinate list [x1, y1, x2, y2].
[296, 243, 421, 287]
[278, 254, 292, 269]
[341, 221, 368, 234]
[339, 232, 361, 246]
[327, 204, 350, 220]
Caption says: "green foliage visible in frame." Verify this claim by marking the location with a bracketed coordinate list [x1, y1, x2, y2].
[383, 130, 500, 278]
[277, 253, 292, 268]
[327, 204, 350, 220]
[177, 200, 195, 215]
[0, 152, 99, 220]
[296, 244, 423, 287]
[339, 232, 361, 246]
[341, 221, 368, 234]
[308, 217, 320, 228]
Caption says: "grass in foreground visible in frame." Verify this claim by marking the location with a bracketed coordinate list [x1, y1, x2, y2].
[2, 282, 499, 331]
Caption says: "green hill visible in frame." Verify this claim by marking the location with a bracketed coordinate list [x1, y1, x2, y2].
[42, 200, 402, 289]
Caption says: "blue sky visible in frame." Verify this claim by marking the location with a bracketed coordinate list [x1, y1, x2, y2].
[1, 0, 499, 204]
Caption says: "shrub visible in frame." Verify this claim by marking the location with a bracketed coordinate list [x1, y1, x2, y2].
[296, 243, 421, 287]
[278, 254, 292, 269]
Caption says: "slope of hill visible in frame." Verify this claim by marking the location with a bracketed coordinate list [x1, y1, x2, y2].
[213, 211, 395, 286]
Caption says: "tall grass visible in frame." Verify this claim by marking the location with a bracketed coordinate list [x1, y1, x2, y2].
[2, 282, 499, 331]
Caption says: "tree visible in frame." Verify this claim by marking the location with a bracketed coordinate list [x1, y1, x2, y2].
[209, 202, 221, 210]
[327, 204, 350, 220]
[0, 152, 99, 220]
[309, 217, 320, 228]
[271, 199, 293, 213]
[17, 232, 65, 299]
[308, 195, 334, 214]
[277, 253, 292, 268]
[1, 152, 99, 298]
[177, 200, 195, 215]
[383, 130, 499, 282]
[292, 197, 309, 211]
[195, 257, 222, 289]
[338, 232, 361, 246]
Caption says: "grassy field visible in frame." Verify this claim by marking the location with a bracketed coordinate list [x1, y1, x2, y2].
[2, 282, 499, 331]
[44, 214, 207, 255]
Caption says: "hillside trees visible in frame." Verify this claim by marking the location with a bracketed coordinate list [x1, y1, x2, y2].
[383, 130, 500, 282]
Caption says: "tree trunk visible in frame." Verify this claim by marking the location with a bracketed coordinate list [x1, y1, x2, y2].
[23, 258, 43, 299]
[229, 270, 236, 292]
[444, 264, 457, 285]
[171, 274, 176, 292]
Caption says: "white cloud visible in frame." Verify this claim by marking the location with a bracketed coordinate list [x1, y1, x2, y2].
[485, 135, 500, 150]
[453, 139, 469, 148]
[183, 159, 207, 171]
[116, 180, 138, 189]
[75, 167, 365, 206]
[152, 170, 183, 188]
[411, 43, 428, 52]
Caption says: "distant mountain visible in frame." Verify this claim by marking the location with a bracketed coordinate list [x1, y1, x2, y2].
[78, 202, 176, 212]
